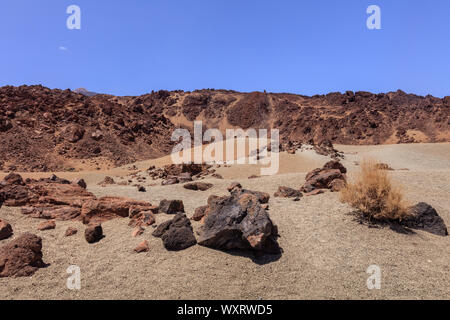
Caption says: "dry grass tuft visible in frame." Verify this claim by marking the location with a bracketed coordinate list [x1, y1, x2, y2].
[340, 160, 409, 221]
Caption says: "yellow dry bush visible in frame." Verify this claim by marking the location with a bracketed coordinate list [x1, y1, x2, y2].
[340, 160, 408, 221]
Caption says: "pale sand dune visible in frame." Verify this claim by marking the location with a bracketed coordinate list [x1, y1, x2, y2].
[0, 143, 449, 300]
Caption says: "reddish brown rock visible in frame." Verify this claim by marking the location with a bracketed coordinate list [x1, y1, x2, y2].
[0, 219, 13, 240]
[183, 182, 213, 191]
[304, 189, 325, 196]
[301, 161, 347, 193]
[81, 197, 153, 223]
[192, 205, 209, 222]
[98, 176, 115, 186]
[134, 240, 149, 253]
[159, 199, 185, 214]
[37, 220, 56, 231]
[132, 226, 145, 237]
[65, 227, 78, 237]
[0, 233, 46, 277]
[274, 186, 303, 198]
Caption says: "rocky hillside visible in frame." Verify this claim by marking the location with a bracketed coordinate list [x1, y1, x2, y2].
[0, 85, 449, 172]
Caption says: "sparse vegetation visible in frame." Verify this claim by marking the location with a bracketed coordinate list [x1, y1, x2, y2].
[340, 160, 409, 221]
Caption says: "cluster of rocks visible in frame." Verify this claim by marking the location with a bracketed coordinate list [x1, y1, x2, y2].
[301, 160, 347, 194]
[147, 163, 220, 185]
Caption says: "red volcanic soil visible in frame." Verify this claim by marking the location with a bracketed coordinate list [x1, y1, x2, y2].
[0, 85, 449, 172]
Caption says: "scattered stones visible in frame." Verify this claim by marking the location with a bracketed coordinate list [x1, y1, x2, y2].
[37, 220, 56, 231]
[0, 219, 13, 240]
[159, 199, 185, 214]
[152, 214, 197, 251]
[274, 186, 303, 198]
[301, 161, 347, 193]
[0, 233, 45, 277]
[197, 189, 280, 253]
[183, 182, 213, 191]
[65, 227, 78, 237]
[375, 163, 394, 171]
[85, 224, 103, 243]
[304, 189, 325, 196]
[134, 240, 149, 253]
[401, 203, 448, 236]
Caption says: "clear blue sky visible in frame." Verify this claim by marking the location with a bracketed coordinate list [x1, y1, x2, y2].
[1, 0, 449, 97]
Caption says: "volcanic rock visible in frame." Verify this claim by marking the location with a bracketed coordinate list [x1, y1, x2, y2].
[134, 240, 149, 253]
[197, 191, 280, 253]
[72, 178, 87, 189]
[183, 182, 213, 191]
[274, 186, 303, 198]
[159, 199, 185, 214]
[65, 227, 78, 237]
[0, 233, 45, 277]
[37, 220, 56, 231]
[401, 203, 448, 236]
[301, 161, 347, 193]
[0, 219, 13, 240]
[152, 214, 197, 251]
[192, 205, 209, 222]
[85, 224, 103, 243]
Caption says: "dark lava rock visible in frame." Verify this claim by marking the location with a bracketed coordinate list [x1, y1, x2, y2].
[402, 203, 448, 236]
[197, 192, 280, 253]
[152, 214, 197, 251]
[85, 224, 103, 243]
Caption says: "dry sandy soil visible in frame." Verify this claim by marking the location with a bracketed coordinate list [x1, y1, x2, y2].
[0, 143, 449, 300]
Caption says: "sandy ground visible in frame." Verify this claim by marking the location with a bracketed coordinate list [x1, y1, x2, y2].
[0, 143, 449, 300]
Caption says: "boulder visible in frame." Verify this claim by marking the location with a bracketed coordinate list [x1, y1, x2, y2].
[301, 161, 347, 193]
[22, 206, 81, 221]
[129, 211, 156, 227]
[197, 192, 280, 253]
[0, 233, 46, 277]
[161, 177, 179, 186]
[37, 220, 56, 231]
[401, 203, 448, 236]
[183, 182, 213, 191]
[81, 197, 153, 222]
[274, 186, 303, 198]
[152, 214, 197, 251]
[0, 219, 13, 240]
[137, 186, 146, 192]
[64, 124, 85, 143]
[159, 199, 185, 214]
[85, 224, 103, 243]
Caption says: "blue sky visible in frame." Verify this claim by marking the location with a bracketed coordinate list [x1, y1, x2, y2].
[1, 0, 449, 97]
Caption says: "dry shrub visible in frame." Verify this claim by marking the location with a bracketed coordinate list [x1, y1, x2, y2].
[340, 160, 408, 221]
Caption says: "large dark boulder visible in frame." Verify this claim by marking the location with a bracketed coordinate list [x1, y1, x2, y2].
[198, 192, 280, 253]
[301, 161, 347, 193]
[0, 233, 46, 277]
[402, 203, 448, 236]
[152, 214, 197, 251]
[85, 224, 104, 243]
